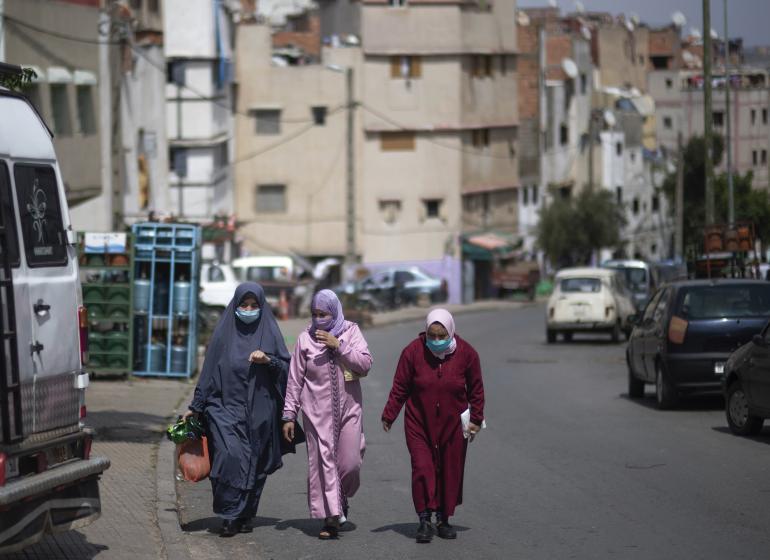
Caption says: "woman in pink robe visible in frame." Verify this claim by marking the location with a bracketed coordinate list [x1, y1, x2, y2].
[282, 289, 373, 539]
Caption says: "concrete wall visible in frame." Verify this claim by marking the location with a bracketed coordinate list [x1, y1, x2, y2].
[318, 0, 361, 38]
[596, 25, 649, 91]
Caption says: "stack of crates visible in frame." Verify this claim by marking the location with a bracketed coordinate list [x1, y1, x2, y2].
[78, 232, 133, 377]
[131, 223, 201, 378]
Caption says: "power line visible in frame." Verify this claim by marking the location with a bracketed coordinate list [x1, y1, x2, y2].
[4, 14, 120, 46]
[359, 102, 518, 161]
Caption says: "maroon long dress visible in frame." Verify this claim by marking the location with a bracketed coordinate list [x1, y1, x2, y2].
[381, 333, 485, 517]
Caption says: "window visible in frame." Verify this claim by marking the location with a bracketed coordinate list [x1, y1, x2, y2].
[663, 116, 673, 129]
[751, 109, 756, 125]
[76, 85, 96, 135]
[522, 186, 529, 205]
[642, 289, 664, 322]
[130, 0, 141, 9]
[712, 111, 724, 128]
[149, 0, 159, 12]
[650, 56, 669, 70]
[380, 131, 415, 151]
[665, 78, 673, 89]
[580, 73, 587, 95]
[13, 165, 67, 267]
[208, 265, 226, 282]
[167, 61, 185, 86]
[632, 197, 639, 215]
[471, 129, 490, 148]
[616, 186, 623, 204]
[763, 150, 768, 165]
[50, 85, 72, 136]
[390, 56, 421, 79]
[675, 285, 770, 319]
[379, 200, 402, 224]
[630, 151, 636, 163]
[471, 55, 493, 78]
[169, 148, 187, 177]
[560, 278, 601, 293]
[253, 109, 281, 135]
[560, 124, 568, 145]
[753, 150, 758, 166]
[652, 194, 660, 212]
[423, 199, 442, 218]
[311, 106, 327, 126]
[616, 142, 623, 156]
[0, 162, 20, 267]
[764, 109, 768, 125]
[389, 0, 407, 6]
[532, 185, 539, 205]
[255, 184, 287, 213]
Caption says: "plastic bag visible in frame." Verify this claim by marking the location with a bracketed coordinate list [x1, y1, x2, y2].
[177, 436, 210, 482]
[460, 408, 487, 439]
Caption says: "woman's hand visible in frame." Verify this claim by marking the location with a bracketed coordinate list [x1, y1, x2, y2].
[181, 410, 197, 421]
[283, 421, 295, 443]
[249, 350, 271, 364]
[467, 422, 481, 442]
[315, 330, 340, 350]
[382, 420, 392, 432]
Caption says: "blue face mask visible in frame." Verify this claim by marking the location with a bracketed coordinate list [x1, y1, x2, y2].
[426, 337, 451, 353]
[235, 308, 261, 324]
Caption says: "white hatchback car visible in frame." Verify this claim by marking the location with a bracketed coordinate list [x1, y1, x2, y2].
[546, 267, 636, 343]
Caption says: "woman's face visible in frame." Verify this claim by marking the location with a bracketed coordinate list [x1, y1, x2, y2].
[427, 322, 449, 341]
[311, 309, 332, 321]
[238, 296, 260, 311]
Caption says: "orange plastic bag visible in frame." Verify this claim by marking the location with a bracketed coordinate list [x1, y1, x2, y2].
[177, 436, 210, 482]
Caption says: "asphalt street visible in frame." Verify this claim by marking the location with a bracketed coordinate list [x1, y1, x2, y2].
[177, 305, 770, 560]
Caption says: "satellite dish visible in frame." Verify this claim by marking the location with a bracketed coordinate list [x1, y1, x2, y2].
[581, 26, 592, 41]
[603, 110, 617, 128]
[562, 58, 579, 79]
[548, 0, 557, 8]
[517, 10, 531, 27]
[671, 11, 686, 28]
[630, 13, 640, 25]
[690, 28, 702, 40]
[625, 20, 635, 32]
[575, 1, 585, 14]
[710, 28, 718, 40]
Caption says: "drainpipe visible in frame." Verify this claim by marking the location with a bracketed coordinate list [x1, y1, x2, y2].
[0, 0, 5, 62]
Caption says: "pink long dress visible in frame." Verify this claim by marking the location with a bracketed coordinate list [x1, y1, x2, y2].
[283, 321, 373, 519]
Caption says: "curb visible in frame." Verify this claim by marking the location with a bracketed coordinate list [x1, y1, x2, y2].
[156, 385, 195, 560]
[368, 299, 536, 329]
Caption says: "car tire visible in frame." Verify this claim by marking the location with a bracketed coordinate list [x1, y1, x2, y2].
[627, 354, 645, 399]
[655, 361, 678, 410]
[546, 329, 556, 344]
[725, 381, 764, 436]
[563, 331, 573, 342]
[610, 322, 621, 343]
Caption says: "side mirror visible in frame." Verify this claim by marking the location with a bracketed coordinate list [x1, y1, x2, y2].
[753, 334, 767, 347]
[628, 314, 640, 326]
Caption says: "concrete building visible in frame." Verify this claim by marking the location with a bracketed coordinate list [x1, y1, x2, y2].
[164, 0, 236, 224]
[1, 0, 111, 229]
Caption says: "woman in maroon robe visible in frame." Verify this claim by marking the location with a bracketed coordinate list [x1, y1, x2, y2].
[381, 309, 485, 543]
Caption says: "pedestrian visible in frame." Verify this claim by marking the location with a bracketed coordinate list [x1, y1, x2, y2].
[183, 282, 300, 537]
[282, 289, 373, 539]
[381, 308, 485, 543]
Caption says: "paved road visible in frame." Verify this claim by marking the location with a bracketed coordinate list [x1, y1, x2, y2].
[177, 304, 770, 560]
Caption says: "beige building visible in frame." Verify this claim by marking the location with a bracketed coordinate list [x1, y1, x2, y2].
[235, 0, 521, 302]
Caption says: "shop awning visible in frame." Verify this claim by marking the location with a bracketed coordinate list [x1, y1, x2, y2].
[462, 232, 520, 260]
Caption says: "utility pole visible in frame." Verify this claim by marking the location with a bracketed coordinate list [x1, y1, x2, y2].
[587, 111, 595, 192]
[724, 0, 734, 225]
[98, 7, 114, 231]
[345, 66, 356, 274]
[0, 0, 6, 62]
[703, 0, 715, 224]
[675, 131, 684, 260]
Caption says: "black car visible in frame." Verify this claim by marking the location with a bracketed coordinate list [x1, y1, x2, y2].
[626, 279, 770, 409]
[722, 324, 770, 435]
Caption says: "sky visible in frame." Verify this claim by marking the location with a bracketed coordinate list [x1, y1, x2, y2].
[517, 0, 770, 47]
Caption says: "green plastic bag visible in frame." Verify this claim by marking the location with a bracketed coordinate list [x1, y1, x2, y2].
[166, 416, 205, 444]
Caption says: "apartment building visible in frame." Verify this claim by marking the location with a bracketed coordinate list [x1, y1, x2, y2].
[1, 0, 110, 228]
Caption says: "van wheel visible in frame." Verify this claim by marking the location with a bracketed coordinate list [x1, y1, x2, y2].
[627, 355, 644, 399]
[546, 329, 556, 344]
[610, 322, 621, 343]
[726, 381, 764, 436]
[655, 361, 678, 409]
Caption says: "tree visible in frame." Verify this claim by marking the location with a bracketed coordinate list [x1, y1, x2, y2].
[0, 66, 37, 92]
[537, 188, 626, 267]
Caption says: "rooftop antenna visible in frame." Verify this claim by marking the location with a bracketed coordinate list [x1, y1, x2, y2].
[671, 11, 687, 28]
[517, 10, 531, 27]
[574, 1, 585, 14]
[581, 25, 592, 41]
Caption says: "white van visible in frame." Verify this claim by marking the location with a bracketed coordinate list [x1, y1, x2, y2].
[0, 74, 109, 552]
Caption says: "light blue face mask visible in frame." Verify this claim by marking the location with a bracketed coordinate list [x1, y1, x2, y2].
[235, 308, 261, 324]
[426, 337, 451, 353]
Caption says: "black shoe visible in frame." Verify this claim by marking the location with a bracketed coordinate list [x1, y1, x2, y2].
[415, 520, 434, 543]
[436, 522, 457, 540]
[220, 519, 241, 537]
[238, 519, 253, 533]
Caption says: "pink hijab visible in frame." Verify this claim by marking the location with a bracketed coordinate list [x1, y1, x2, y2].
[425, 308, 458, 360]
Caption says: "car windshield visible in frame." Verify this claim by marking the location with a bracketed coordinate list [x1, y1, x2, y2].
[607, 266, 647, 291]
[675, 284, 770, 319]
[560, 278, 602, 293]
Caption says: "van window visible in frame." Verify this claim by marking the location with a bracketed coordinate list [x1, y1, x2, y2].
[0, 162, 21, 267]
[13, 165, 67, 267]
[208, 265, 225, 282]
